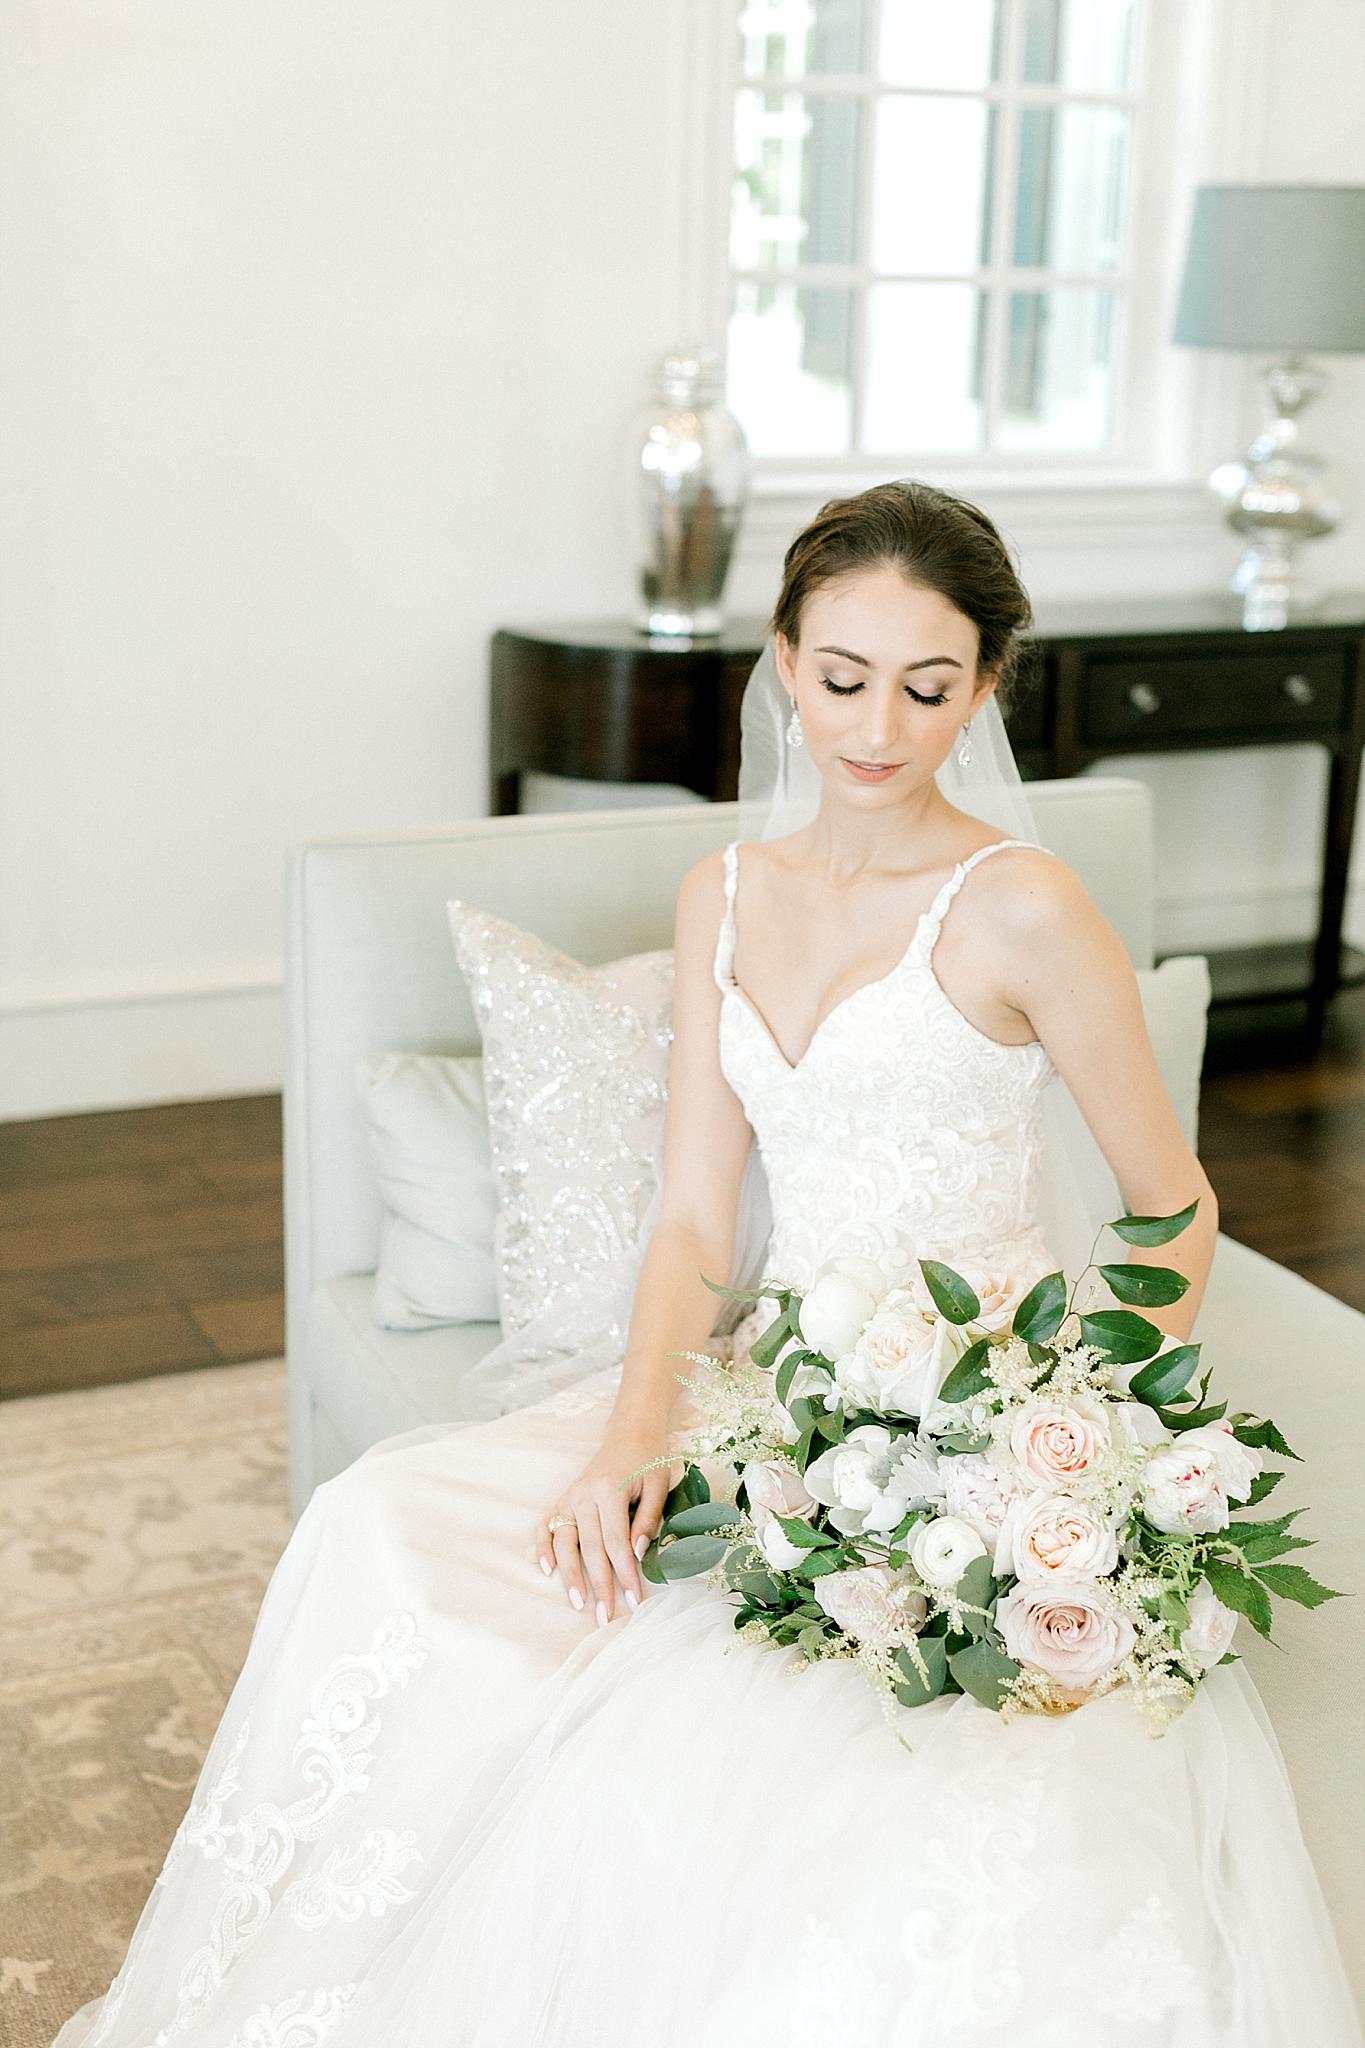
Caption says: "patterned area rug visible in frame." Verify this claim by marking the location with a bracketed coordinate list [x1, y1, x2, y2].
[0, 1356, 290, 2048]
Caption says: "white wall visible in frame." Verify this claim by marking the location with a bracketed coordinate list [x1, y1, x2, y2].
[3, 0, 1364, 1119]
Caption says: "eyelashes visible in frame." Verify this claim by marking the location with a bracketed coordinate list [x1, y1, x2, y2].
[819, 676, 951, 709]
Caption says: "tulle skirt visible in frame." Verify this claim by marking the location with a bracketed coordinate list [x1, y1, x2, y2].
[52, 1366, 1361, 2048]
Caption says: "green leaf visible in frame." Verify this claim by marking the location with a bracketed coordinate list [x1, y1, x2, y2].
[1011, 1271, 1068, 1343]
[1239, 1533, 1317, 1565]
[1098, 1262, 1191, 1308]
[775, 1513, 838, 1550]
[657, 1533, 730, 1580]
[664, 1502, 742, 1538]
[699, 1271, 782, 1302]
[936, 1336, 993, 1406]
[1232, 1417, 1301, 1463]
[663, 1465, 709, 1516]
[947, 1637, 1021, 1710]
[1128, 1343, 1201, 1408]
[1076, 1310, 1164, 1364]
[1105, 1197, 1201, 1247]
[1246, 1470, 1284, 1508]
[1252, 1563, 1344, 1609]
[1154, 1588, 1190, 1633]
[794, 1548, 844, 1578]
[891, 1635, 948, 1707]
[640, 1539, 667, 1584]
[814, 1407, 846, 1442]
[1202, 1558, 1274, 1640]
[775, 1346, 814, 1407]
[917, 1259, 981, 1326]
[954, 1554, 998, 1639]
[734, 1568, 784, 1606]
[1152, 1398, 1228, 1434]
[749, 1307, 796, 1371]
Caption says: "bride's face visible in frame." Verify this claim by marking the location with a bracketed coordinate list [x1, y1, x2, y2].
[775, 566, 998, 808]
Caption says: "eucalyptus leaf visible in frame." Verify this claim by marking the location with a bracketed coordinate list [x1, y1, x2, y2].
[954, 1554, 997, 1639]
[665, 1502, 743, 1538]
[663, 1465, 710, 1516]
[918, 1259, 981, 1326]
[749, 1308, 796, 1372]
[1011, 1271, 1068, 1343]
[891, 1635, 948, 1707]
[948, 1637, 1021, 1710]
[657, 1533, 730, 1581]
[1098, 1262, 1191, 1308]
[776, 1347, 814, 1407]
[1105, 1197, 1200, 1246]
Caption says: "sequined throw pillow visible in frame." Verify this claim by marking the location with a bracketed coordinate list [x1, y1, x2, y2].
[445, 900, 674, 1337]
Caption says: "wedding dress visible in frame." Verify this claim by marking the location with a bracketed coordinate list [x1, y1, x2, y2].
[53, 838, 1360, 2048]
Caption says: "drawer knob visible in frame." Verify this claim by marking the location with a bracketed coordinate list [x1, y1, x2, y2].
[1282, 672, 1316, 705]
[1127, 682, 1162, 714]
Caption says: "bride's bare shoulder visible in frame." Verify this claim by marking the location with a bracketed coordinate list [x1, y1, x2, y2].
[973, 841, 1125, 964]
[674, 848, 731, 945]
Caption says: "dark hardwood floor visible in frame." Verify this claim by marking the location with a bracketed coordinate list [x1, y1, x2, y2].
[1, 985, 1361, 1401]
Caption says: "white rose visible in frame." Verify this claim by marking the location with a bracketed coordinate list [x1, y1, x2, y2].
[1180, 1581, 1239, 1672]
[750, 1508, 811, 1572]
[834, 1304, 965, 1418]
[909, 1514, 988, 1589]
[940, 1452, 1021, 1548]
[798, 1270, 880, 1363]
[952, 1253, 1053, 1336]
[996, 1578, 1137, 1691]
[1002, 1492, 1119, 1586]
[812, 1563, 927, 1648]
[1140, 1420, 1260, 1538]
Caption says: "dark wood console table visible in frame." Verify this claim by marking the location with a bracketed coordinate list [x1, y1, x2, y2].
[490, 593, 1365, 1048]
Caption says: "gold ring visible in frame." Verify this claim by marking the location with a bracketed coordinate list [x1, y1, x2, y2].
[546, 1513, 576, 1534]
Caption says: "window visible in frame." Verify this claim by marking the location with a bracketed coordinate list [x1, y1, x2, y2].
[727, 0, 1143, 468]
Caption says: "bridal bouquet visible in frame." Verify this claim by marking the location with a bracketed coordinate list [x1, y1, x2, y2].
[639, 1200, 1341, 1734]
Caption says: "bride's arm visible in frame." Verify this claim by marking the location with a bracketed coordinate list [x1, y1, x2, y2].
[994, 854, 1220, 1342]
[533, 850, 755, 1621]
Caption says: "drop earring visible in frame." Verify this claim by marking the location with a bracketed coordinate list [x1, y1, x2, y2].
[786, 703, 804, 749]
[957, 718, 973, 768]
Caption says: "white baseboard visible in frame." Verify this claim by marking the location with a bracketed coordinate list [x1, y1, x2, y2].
[2, 880, 1360, 1122]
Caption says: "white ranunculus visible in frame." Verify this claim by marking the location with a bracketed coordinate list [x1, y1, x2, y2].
[996, 1578, 1137, 1691]
[812, 1563, 927, 1648]
[941, 1452, 1021, 1548]
[835, 1307, 966, 1419]
[1001, 1492, 1119, 1586]
[909, 1514, 988, 1589]
[1180, 1580, 1239, 1672]
[1141, 1421, 1260, 1538]
[798, 1270, 880, 1363]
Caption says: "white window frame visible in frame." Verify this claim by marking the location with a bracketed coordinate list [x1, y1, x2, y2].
[662, 0, 1278, 549]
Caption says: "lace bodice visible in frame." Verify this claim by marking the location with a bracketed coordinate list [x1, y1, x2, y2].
[713, 837, 1060, 1292]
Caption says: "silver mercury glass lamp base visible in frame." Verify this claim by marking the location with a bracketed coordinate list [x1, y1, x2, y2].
[1207, 356, 1350, 632]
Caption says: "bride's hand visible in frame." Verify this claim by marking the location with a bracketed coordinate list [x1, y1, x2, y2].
[534, 1417, 673, 1625]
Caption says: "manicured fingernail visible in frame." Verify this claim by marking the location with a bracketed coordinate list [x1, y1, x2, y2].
[595, 1599, 609, 1628]
[633, 1533, 648, 1558]
[539, 1554, 553, 1576]
[625, 1588, 639, 1609]
[568, 1586, 584, 1610]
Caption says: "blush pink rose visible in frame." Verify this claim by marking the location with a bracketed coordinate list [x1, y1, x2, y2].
[996, 1579, 1137, 1691]
[1003, 1492, 1119, 1585]
[1009, 1397, 1111, 1493]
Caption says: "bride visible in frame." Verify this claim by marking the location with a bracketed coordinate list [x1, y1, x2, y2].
[53, 481, 1360, 2047]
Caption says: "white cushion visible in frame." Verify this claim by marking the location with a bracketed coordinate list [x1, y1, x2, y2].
[354, 1052, 498, 1328]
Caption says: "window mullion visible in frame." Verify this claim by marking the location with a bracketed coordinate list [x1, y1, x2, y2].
[979, 0, 1027, 451]
[848, 0, 883, 456]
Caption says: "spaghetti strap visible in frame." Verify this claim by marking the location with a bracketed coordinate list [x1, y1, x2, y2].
[921, 836, 1056, 941]
[712, 839, 740, 993]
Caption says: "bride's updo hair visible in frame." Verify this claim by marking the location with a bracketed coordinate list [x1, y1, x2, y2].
[768, 478, 1034, 716]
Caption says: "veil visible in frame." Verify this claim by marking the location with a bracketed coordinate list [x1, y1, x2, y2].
[448, 635, 1119, 1425]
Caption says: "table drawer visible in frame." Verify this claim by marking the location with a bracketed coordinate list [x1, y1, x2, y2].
[1082, 651, 1345, 745]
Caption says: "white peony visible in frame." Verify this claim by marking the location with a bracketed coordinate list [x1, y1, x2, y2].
[940, 1452, 1022, 1549]
[996, 1578, 1137, 1691]
[798, 1267, 881, 1362]
[803, 1426, 944, 1538]
[1141, 1422, 1262, 1537]
[909, 1514, 988, 1589]
[1180, 1581, 1239, 1672]
[812, 1562, 927, 1648]
[999, 1492, 1119, 1585]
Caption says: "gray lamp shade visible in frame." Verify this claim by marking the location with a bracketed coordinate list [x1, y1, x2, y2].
[1173, 184, 1365, 353]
